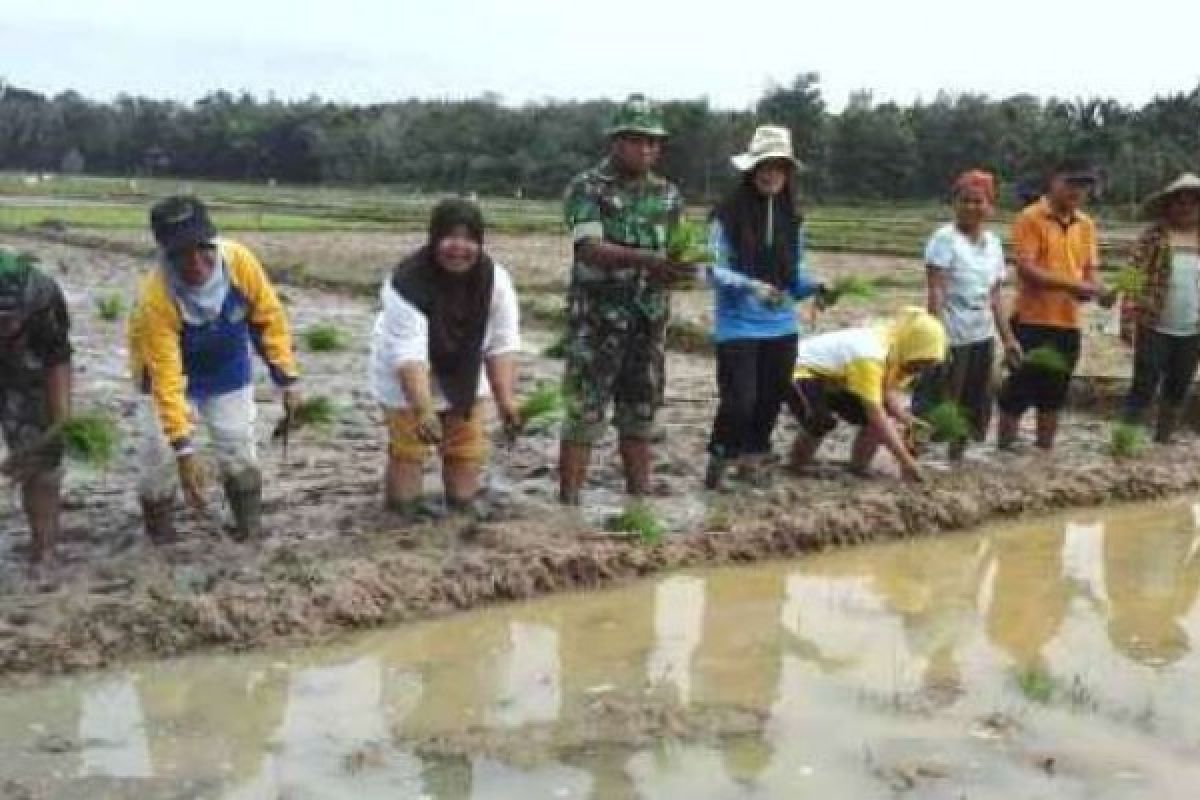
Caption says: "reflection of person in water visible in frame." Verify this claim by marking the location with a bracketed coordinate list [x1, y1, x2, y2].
[135, 657, 289, 788]
[871, 536, 989, 706]
[1104, 509, 1200, 667]
[984, 526, 1070, 671]
[693, 570, 786, 784]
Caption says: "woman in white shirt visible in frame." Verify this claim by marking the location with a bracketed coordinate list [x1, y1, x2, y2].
[913, 169, 1020, 459]
[369, 199, 522, 514]
[1120, 173, 1200, 443]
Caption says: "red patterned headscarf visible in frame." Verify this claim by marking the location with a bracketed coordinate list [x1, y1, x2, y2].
[953, 169, 996, 203]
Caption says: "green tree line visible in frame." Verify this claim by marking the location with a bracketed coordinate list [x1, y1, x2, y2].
[2, 74, 1199, 206]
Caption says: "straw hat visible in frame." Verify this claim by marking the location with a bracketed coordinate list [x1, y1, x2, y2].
[731, 125, 802, 172]
[1141, 173, 1200, 219]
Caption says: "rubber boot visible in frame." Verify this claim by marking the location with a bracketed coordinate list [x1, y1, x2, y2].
[1035, 411, 1058, 451]
[140, 494, 179, 545]
[996, 412, 1020, 451]
[704, 454, 729, 491]
[618, 438, 652, 497]
[1155, 405, 1180, 445]
[786, 432, 821, 475]
[223, 467, 263, 542]
[23, 471, 62, 565]
[558, 442, 591, 506]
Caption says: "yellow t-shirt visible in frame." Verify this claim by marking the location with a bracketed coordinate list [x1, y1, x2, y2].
[794, 327, 889, 407]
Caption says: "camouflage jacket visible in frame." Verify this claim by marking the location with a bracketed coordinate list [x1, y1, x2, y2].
[563, 158, 683, 294]
[0, 265, 72, 386]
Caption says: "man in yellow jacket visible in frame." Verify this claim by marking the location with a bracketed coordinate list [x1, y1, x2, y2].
[129, 196, 300, 542]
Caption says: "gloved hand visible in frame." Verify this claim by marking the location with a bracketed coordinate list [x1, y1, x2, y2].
[177, 452, 208, 511]
[413, 405, 443, 445]
[749, 280, 787, 308]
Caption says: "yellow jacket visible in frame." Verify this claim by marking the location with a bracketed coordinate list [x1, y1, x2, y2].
[128, 239, 298, 447]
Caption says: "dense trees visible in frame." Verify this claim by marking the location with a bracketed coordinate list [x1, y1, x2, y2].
[2, 76, 1199, 205]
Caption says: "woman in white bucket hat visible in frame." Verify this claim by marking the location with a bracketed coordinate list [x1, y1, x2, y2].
[1119, 172, 1200, 443]
[704, 125, 831, 490]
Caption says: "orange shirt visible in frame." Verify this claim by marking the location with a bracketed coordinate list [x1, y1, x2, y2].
[1011, 198, 1099, 329]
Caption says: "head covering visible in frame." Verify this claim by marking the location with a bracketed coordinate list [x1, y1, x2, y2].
[605, 94, 668, 138]
[731, 125, 802, 172]
[1140, 172, 1200, 220]
[391, 197, 495, 414]
[150, 195, 217, 253]
[0, 247, 34, 331]
[149, 195, 229, 324]
[953, 169, 996, 203]
[1049, 156, 1097, 187]
[886, 307, 947, 365]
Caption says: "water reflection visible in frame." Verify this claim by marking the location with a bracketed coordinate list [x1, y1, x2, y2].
[2, 500, 1200, 797]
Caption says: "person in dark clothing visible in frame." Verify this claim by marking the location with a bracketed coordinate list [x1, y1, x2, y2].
[0, 247, 72, 567]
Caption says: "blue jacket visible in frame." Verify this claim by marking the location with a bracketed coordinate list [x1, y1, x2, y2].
[708, 219, 821, 343]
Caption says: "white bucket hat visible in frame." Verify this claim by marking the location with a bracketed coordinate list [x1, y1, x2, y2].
[1141, 172, 1200, 219]
[731, 125, 802, 172]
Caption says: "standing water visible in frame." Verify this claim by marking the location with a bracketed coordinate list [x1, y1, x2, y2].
[2, 500, 1200, 799]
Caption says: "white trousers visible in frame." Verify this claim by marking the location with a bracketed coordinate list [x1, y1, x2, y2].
[138, 386, 258, 500]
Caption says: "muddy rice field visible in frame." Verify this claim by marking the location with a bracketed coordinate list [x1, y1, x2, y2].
[4, 226, 1200, 797]
[0, 227, 1189, 680]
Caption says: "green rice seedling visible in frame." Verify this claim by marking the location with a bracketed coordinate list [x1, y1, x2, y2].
[1110, 421, 1147, 459]
[292, 396, 337, 430]
[94, 293, 125, 322]
[828, 275, 878, 302]
[1113, 265, 1146, 298]
[302, 323, 349, 353]
[923, 401, 972, 443]
[606, 500, 665, 545]
[519, 382, 566, 425]
[59, 413, 120, 467]
[1023, 346, 1071, 375]
[666, 218, 713, 264]
[1014, 666, 1056, 705]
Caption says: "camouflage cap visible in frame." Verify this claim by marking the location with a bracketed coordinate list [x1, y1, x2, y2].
[605, 94, 668, 138]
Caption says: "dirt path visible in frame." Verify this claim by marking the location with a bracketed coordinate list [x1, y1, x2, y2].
[0, 234, 1191, 678]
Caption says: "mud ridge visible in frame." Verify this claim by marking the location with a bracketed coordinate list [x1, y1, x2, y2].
[2, 443, 1198, 678]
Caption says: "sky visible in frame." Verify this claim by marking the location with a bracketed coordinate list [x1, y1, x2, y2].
[3, 0, 1199, 110]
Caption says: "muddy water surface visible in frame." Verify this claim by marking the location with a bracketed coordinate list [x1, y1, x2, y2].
[2, 500, 1199, 798]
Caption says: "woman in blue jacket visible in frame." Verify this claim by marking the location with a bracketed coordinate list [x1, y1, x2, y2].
[705, 125, 828, 489]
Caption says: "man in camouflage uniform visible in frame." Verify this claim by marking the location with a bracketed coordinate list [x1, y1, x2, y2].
[558, 95, 694, 505]
[0, 247, 72, 567]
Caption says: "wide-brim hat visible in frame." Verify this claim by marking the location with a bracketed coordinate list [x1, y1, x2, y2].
[1140, 172, 1200, 220]
[731, 125, 802, 172]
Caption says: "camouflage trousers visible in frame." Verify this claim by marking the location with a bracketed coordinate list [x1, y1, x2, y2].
[0, 380, 63, 476]
[561, 284, 668, 444]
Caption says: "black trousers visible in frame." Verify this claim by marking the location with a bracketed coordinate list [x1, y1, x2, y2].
[912, 339, 996, 440]
[1123, 327, 1200, 419]
[997, 323, 1081, 415]
[709, 334, 799, 458]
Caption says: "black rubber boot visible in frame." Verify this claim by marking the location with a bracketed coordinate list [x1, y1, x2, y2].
[1155, 406, 1180, 445]
[223, 467, 263, 542]
[140, 495, 179, 545]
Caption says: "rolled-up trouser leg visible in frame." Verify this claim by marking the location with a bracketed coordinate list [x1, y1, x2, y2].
[136, 392, 180, 504]
[201, 387, 260, 540]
